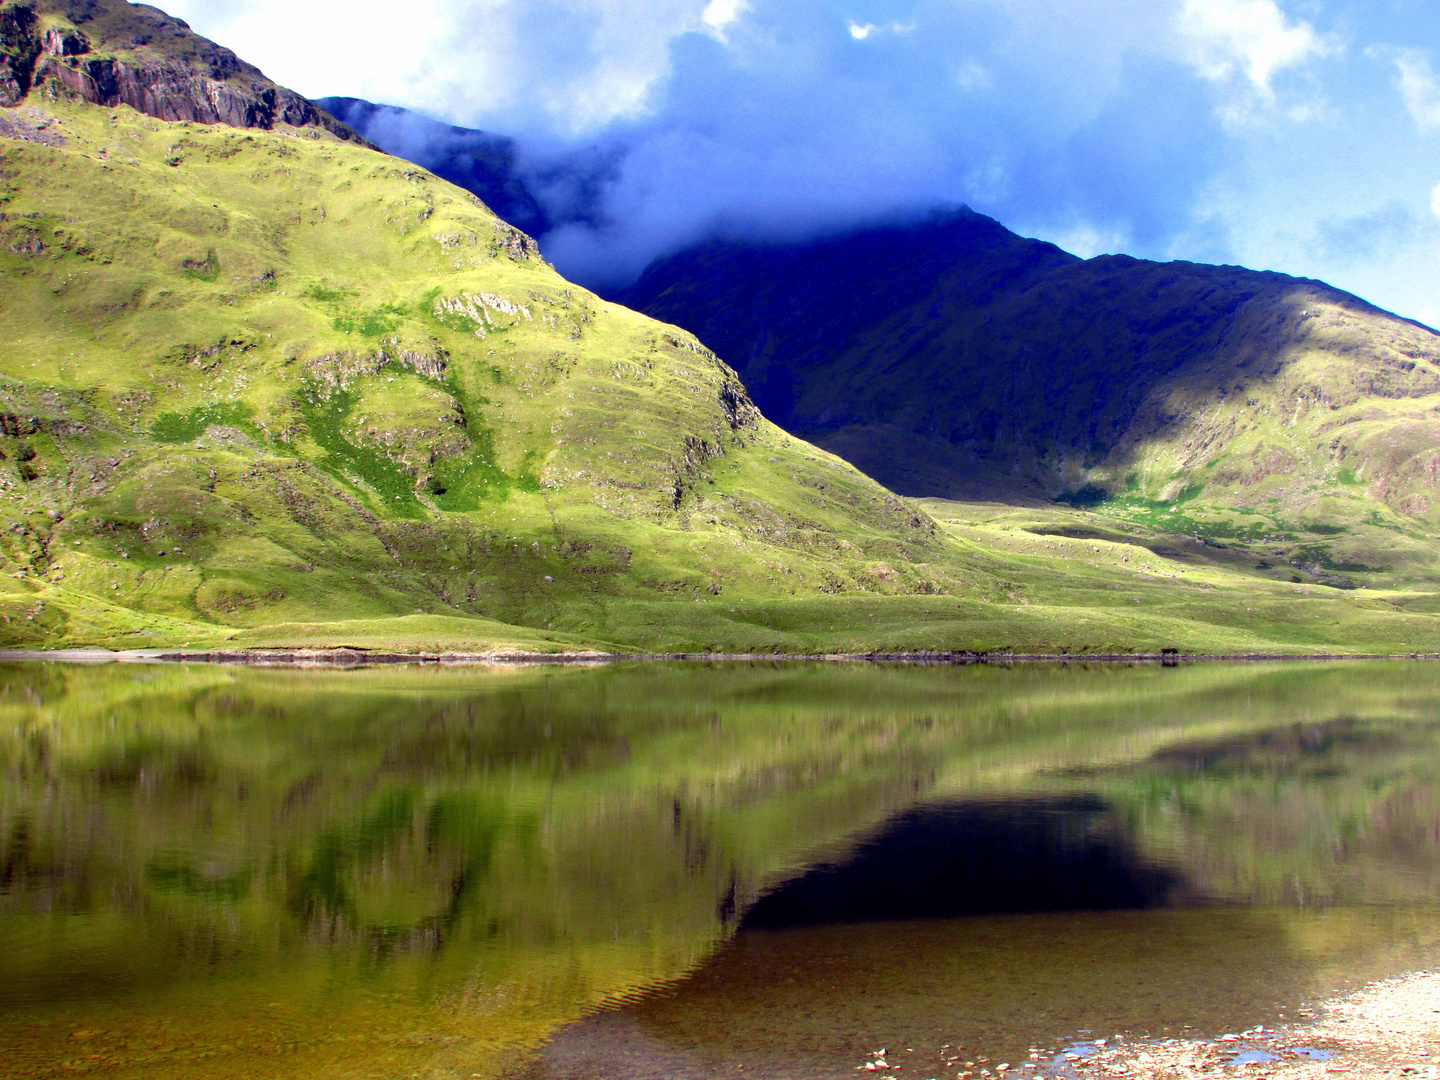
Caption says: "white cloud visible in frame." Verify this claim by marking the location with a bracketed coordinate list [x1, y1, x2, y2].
[151, 0, 1440, 325]
[703, 0, 745, 28]
[161, 0, 719, 134]
[847, 19, 913, 41]
[954, 60, 991, 92]
[1177, 0, 1328, 96]
[1431, 183, 1440, 220]
[1050, 224, 1130, 260]
[1394, 50, 1440, 131]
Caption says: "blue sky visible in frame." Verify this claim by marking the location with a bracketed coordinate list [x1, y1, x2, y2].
[168, 0, 1440, 322]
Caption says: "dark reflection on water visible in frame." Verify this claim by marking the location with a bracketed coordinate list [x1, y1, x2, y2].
[1137, 715, 1396, 774]
[742, 797, 1185, 928]
[2, 659, 1440, 1079]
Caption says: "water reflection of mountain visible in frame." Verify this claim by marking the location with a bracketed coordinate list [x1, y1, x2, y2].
[1094, 714, 1440, 906]
[2, 660, 1440, 1079]
[742, 796, 1186, 928]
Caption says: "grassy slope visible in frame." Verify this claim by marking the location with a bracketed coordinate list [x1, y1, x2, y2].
[0, 70, 1439, 652]
[920, 499, 1440, 656]
[0, 95, 984, 649]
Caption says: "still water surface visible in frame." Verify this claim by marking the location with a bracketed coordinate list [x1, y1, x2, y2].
[2, 660, 1440, 1078]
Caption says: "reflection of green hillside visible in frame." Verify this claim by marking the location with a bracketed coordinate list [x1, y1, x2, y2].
[3, 661, 1440, 1077]
[1085, 712, 1440, 906]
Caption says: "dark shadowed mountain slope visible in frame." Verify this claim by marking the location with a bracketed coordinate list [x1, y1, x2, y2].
[618, 209, 1440, 532]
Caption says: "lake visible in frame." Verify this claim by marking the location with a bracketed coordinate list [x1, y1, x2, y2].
[2, 659, 1439, 1079]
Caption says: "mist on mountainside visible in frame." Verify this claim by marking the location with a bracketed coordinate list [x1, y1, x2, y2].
[295, 0, 1238, 294]
[316, 97, 617, 243]
[318, 93, 1052, 294]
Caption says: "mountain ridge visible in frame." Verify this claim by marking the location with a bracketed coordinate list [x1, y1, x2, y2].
[620, 207, 1440, 500]
[316, 94, 614, 246]
[316, 96, 547, 237]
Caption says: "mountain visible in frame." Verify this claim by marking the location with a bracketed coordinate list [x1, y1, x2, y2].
[619, 209, 1440, 587]
[0, 0, 1008, 655]
[4, 0, 1440, 656]
[0, 0, 366, 140]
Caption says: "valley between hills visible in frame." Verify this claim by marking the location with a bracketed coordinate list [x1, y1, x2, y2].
[2, 0, 1440, 656]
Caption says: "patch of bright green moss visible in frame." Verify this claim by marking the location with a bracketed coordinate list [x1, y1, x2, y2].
[150, 402, 253, 443]
[332, 304, 406, 338]
[305, 284, 356, 304]
[300, 384, 424, 517]
[180, 249, 219, 282]
[1055, 484, 1110, 509]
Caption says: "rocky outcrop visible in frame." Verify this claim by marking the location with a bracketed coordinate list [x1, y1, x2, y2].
[0, 0, 373, 145]
[29, 19, 355, 134]
[302, 347, 450, 394]
[35, 50, 342, 131]
[0, 4, 42, 106]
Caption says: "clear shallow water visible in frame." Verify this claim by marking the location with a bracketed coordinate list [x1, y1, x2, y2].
[2, 659, 1440, 1079]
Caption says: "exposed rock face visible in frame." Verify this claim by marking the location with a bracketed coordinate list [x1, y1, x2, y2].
[0, 4, 42, 106]
[34, 49, 333, 130]
[0, 0, 370, 143]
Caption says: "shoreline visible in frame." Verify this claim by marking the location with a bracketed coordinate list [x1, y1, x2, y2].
[1054, 968, 1440, 1079]
[0, 647, 1437, 667]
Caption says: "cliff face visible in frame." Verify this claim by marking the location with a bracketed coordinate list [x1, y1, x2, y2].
[0, 0, 367, 142]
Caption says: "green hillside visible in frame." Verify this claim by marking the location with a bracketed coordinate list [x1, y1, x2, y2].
[0, 90, 981, 648]
[2, 0, 1440, 655]
[621, 210, 1440, 594]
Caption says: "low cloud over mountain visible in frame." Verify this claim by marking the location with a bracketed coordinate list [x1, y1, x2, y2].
[169, 0, 1440, 322]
